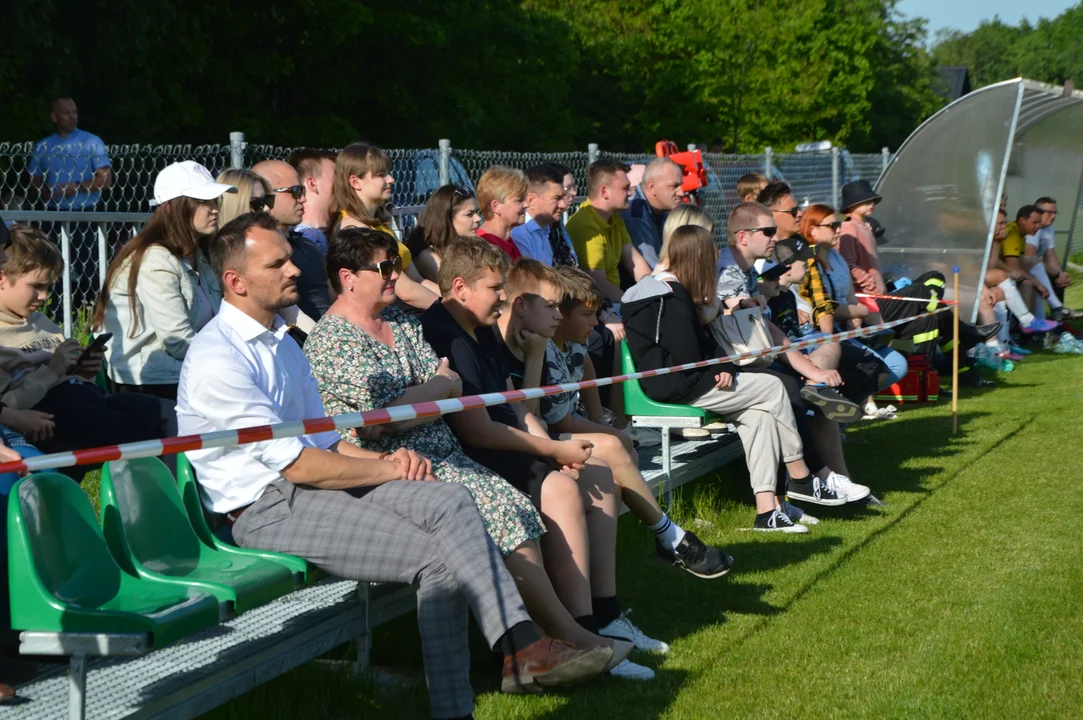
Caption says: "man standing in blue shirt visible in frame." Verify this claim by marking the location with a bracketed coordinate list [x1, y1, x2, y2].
[28, 98, 112, 211]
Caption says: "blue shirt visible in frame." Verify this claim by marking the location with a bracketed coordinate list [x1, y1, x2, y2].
[621, 186, 667, 269]
[510, 214, 577, 266]
[28, 128, 111, 210]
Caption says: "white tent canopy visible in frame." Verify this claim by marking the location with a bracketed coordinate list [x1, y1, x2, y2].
[874, 79, 1083, 322]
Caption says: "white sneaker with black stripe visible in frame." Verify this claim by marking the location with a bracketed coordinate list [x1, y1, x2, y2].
[599, 611, 670, 654]
[825, 472, 871, 502]
[753, 508, 809, 533]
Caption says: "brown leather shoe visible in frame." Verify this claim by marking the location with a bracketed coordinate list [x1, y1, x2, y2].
[501, 638, 611, 694]
[0, 682, 14, 703]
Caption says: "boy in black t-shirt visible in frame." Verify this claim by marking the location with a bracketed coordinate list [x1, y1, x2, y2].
[498, 261, 732, 587]
[420, 238, 654, 681]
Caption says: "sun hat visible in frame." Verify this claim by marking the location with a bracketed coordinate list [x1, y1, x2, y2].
[150, 161, 237, 208]
[840, 180, 881, 213]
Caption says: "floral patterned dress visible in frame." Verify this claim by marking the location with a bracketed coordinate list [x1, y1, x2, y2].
[304, 307, 545, 556]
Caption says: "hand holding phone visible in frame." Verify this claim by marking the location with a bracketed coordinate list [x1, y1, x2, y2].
[74, 333, 112, 375]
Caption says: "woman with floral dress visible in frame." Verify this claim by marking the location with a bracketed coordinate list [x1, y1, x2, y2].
[304, 227, 631, 660]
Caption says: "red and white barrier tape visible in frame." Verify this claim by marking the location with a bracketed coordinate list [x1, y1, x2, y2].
[0, 306, 953, 475]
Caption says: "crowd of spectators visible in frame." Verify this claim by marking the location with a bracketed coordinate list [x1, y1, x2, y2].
[1, 99, 1080, 714]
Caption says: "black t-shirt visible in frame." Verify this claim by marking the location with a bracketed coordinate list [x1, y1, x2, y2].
[768, 288, 801, 340]
[502, 343, 556, 420]
[287, 231, 332, 321]
[420, 301, 518, 428]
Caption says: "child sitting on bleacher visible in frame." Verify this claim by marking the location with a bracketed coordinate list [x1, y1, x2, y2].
[0, 225, 177, 470]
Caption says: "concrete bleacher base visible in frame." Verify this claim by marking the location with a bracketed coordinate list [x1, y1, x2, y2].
[8, 432, 742, 720]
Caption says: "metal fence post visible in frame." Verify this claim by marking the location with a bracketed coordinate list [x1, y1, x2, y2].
[881, 147, 890, 174]
[229, 132, 246, 170]
[587, 143, 599, 165]
[97, 224, 108, 295]
[831, 147, 841, 209]
[764, 147, 773, 178]
[60, 224, 73, 337]
[438, 139, 451, 186]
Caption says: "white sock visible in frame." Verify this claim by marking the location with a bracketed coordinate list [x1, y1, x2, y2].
[984, 335, 1000, 347]
[1028, 263, 1062, 310]
[993, 302, 1010, 343]
[998, 280, 1034, 325]
[647, 514, 686, 551]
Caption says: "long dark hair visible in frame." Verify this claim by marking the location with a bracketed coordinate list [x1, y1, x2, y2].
[92, 196, 206, 336]
[405, 184, 474, 258]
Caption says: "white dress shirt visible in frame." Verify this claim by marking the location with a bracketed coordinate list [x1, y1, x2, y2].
[176, 300, 340, 513]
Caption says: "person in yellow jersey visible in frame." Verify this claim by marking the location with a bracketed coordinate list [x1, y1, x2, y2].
[565, 160, 652, 304]
[331, 144, 439, 310]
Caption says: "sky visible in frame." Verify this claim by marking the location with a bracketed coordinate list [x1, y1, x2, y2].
[897, 0, 1076, 36]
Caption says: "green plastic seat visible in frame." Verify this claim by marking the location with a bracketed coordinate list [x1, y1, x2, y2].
[620, 341, 718, 423]
[7, 473, 219, 647]
[176, 453, 316, 585]
[100, 458, 297, 617]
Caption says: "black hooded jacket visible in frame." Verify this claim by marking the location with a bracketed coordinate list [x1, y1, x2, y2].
[621, 274, 737, 405]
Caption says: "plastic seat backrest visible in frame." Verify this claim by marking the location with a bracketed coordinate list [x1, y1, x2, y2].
[176, 453, 314, 584]
[99, 457, 206, 577]
[10, 473, 126, 612]
[620, 341, 709, 419]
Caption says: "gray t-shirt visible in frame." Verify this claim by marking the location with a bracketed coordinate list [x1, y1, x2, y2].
[715, 246, 758, 303]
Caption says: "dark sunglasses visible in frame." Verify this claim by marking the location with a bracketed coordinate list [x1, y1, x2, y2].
[740, 226, 778, 238]
[273, 185, 306, 200]
[249, 194, 276, 212]
[453, 186, 474, 199]
[817, 221, 843, 231]
[772, 207, 800, 218]
[359, 256, 403, 280]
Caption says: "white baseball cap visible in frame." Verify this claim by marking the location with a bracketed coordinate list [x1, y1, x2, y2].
[150, 161, 237, 208]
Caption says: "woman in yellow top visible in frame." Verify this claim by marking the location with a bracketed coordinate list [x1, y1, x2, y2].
[331, 143, 439, 309]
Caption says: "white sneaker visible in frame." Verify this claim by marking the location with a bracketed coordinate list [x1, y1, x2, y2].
[826, 472, 871, 502]
[780, 500, 819, 525]
[599, 611, 670, 654]
[608, 658, 655, 680]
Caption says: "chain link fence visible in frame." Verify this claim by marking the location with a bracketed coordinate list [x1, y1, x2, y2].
[0, 133, 895, 334]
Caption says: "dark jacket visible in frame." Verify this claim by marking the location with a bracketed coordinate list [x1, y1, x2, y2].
[621, 273, 737, 405]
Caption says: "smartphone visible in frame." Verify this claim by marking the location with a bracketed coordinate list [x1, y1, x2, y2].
[75, 333, 112, 368]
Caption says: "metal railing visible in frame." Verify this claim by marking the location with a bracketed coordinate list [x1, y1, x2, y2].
[0, 133, 893, 332]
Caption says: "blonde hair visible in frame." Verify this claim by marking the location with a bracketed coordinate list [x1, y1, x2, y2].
[660, 204, 714, 267]
[476, 166, 527, 221]
[554, 265, 602, 314]
[727, 201, 772, 246]
[438, 236, 509, 295]
[505, 259, 565, 304]
[332, 143, 394, 229]
[217, 169, 271, 226]
[4, 225, 64, 283]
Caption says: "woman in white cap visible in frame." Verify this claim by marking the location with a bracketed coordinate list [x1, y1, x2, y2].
[92, 161, 236, 400]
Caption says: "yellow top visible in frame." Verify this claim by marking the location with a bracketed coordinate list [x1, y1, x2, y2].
[565, 199, 631, 287]
[337, 212, 412, 268]
[999, 221, 1025, 259]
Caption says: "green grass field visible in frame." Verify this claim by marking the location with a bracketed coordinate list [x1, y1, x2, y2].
[160, 283, 1083, 719]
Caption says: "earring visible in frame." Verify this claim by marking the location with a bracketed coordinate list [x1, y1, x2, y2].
[348, 285, 355, 292]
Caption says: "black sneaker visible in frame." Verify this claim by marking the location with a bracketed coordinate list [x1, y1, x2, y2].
[787, 476, 846, 506]
[655, 531, 733, 579]
[799, 384, 861, 422]
[753, 508, 809, 533]
[1052, 307, 1074, 323]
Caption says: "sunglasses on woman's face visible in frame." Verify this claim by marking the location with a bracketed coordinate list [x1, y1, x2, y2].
[817, 221, 843, 231]
[359, 256, 403, 281]
[249, 195, 276, 212]
[273, 185, 306, 200]
[741, 226, 778, 238]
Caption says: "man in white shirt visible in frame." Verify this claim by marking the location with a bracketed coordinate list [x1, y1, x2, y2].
[1024, 196, 1078, 321]
[176, 213, 609, 719]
